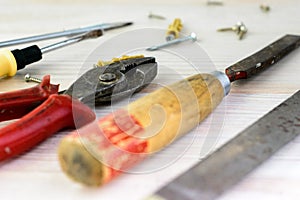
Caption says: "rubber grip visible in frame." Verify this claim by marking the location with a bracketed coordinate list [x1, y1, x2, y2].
[0, 49, 17, 77]
[58, 73, 226, 186]
[0, 94, 95, 161]
[0, 75, 59, 122]
[11, 45, 42, 70]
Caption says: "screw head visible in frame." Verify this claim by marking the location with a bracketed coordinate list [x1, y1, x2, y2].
[239, 25, 248, 33]
[190, 32, 197, 41]
[24, 74, 31, 82]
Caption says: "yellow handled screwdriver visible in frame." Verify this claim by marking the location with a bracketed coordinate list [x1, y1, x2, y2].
[0, 21, 133, 78]
[0, 30, 102, 78]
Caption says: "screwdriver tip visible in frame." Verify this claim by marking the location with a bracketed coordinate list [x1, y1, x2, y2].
[146, 46, 158, 51]
[124, 22, 133, 26]
[103, 22, 133, 31]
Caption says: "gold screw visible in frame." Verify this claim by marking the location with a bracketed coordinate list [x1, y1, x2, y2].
[217, 25, 240, 33]
[238, 24, 248, 40]
[217, 21, 247, 40]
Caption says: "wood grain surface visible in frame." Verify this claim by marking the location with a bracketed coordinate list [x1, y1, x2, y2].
[1, 0, 300, 200]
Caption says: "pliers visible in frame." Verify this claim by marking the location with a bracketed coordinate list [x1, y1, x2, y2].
[0, 57, 157, 161]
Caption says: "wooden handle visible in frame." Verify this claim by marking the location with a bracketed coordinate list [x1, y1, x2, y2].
[58, 73, 226, 186]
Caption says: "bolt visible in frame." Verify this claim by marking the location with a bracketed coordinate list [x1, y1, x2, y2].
[24, 74, 42, 83]
[99, 72, 117, 82]
[148, 12, 166, 20]
[146, 32, 197, 51]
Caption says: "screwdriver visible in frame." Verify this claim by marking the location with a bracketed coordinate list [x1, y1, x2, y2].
[0, 21, 133, 78]
[56, 34, 300, 186]
[0, 30, 102, 78]
[0, 22, 133, 48]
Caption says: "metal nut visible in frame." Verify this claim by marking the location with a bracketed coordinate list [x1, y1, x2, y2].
[99, 73, 117, 82]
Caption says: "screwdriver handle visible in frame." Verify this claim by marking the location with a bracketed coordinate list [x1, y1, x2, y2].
[0, 94, 95, 161]
[57, 72, 230, 186]
[0, 75, 59, 122]
[0, 45, 42, 78]
[0, 49, 17, 77]
[11, 45, 42, 70]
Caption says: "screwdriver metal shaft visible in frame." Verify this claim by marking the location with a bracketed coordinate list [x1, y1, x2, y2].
[40, 29, 102, 54]
[0, 22, 132, 48]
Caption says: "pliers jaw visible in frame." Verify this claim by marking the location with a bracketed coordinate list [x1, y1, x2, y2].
[64, 57, 157, 105]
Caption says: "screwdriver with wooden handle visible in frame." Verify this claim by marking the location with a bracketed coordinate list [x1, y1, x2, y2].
[58, 34, 300, 186]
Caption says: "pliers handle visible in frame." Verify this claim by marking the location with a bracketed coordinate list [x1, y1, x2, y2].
[0, 76, 95, 161]
[0, 75, 58, 122]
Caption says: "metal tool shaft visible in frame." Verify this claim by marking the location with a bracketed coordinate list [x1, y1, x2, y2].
[40, 29, 102, 54]
[0, 22, 132, 48]
[146, 32, 197, 51]
[148, 90, 300, 200]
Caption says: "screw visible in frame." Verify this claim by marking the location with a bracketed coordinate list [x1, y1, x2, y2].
[260, 4, 270, 12]
[217, 25, 239, 33]
[146, 32, 197, 51]
[217, 21, 242, 33]
[166, 34, 175, 41]
[99, 72, 117, 82]
[217, 21, 247, 40]
[148, 12, 166, 20]
[238, 24, 248, 40]
[24, 73, 42, 83]
[207, 0, 223, 6]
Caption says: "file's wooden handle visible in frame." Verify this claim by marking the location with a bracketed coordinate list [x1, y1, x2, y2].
[58, 73, 226, 186]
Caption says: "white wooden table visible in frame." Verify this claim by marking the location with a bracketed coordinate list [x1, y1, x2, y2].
[1, 0, 300, 199]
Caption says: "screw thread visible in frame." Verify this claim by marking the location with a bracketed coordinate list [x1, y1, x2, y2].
[24, 74, 42, 83]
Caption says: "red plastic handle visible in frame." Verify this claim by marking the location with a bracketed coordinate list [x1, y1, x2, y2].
[0, 94, 96, 161]
[0, 75, 59, 122]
